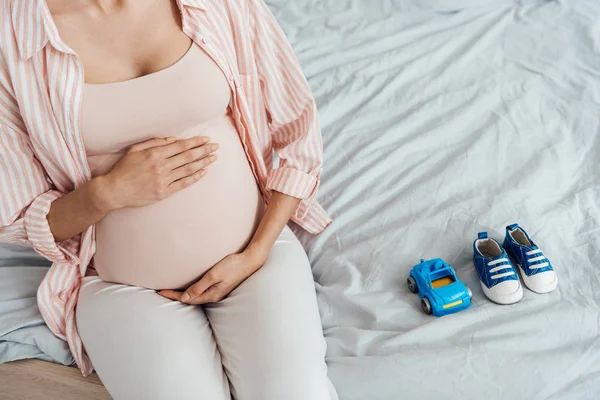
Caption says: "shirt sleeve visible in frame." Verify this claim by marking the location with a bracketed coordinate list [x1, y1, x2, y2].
[0, 36, 79, 264]
[0, 121, 79, 265]
[248, 0, 324, 217]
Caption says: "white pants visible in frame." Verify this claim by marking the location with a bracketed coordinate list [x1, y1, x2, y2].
[76, 226, 338, 400]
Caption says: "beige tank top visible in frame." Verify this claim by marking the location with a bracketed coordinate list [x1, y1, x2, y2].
[82, 43, 265, 290]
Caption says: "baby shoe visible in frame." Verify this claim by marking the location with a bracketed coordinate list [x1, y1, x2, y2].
[473, 232, 523, 304]
[503, 224, 558, 294]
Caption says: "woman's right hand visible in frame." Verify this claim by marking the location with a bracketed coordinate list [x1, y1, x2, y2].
[100, 136, 219, 210]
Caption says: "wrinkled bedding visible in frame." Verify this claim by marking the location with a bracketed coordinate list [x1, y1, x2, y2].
[0, 244, 73, 365]
[1, 1, 599, 398]
[268, 0, 600, 399]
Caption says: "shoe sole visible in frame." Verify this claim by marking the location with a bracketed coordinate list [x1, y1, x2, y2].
[479, 280, 523, 305]
[517, 264, 558, 294]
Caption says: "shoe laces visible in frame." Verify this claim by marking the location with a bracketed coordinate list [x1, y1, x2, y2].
[525, 249, 549, 269]
[486, 257, 514, 279]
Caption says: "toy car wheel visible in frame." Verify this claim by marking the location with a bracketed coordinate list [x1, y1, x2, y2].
[421, 297, 432, 315]
[467, 287, 473, 299]
[407, 276, 418, 293]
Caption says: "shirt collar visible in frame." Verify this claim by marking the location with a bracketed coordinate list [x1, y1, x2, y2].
[177, 0, 208, 11]
[13, 0, 54, 60]
[14, 0, 208, 61]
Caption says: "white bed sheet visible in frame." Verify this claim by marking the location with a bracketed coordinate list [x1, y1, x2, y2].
[267, 0, 600, 399]
[0, 1, 598, 397]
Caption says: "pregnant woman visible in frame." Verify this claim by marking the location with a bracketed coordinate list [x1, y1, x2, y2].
[0, 0, 337, 399]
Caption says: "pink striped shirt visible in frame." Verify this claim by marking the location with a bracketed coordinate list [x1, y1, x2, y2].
[0, 0, 331, 375]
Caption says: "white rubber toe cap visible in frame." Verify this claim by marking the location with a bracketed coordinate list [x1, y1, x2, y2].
[518, 266, 558, 294]
[480, 279, 523, 305]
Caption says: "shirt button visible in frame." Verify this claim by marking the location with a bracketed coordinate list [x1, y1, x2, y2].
[200, 36, 207, 44]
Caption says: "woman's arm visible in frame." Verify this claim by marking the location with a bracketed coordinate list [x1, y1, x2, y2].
[48, 145, 294, 245]
[244, 191, 301, 264]
[47, 136, 219, 242]
[248, 0, 325, 223]
[46, 176, 113, 242]
[0, 123, 78, 264]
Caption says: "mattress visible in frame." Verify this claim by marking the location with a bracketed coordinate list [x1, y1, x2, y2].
[267, 0, 600, 399]
[1, 1, 599, 398]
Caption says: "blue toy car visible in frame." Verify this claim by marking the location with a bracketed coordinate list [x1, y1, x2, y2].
[407, 258, 472, 317]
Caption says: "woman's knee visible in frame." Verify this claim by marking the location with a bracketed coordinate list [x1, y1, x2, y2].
[235, 353, 333, 400]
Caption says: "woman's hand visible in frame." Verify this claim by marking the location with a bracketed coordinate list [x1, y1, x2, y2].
[158, 191, 301, 305]
[158, 250, 267, 304]
[98, 136, 219, 210]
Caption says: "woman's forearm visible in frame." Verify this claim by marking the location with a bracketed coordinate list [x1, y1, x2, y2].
[244, 190, 302, 264]
[49, 181, 301, 254]
[46, 136, 218, 243]
[47, 176, 115, 242]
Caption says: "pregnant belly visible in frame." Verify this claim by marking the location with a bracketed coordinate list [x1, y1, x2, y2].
[89, 118, 265, 290]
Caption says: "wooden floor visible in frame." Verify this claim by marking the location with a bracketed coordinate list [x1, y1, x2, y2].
[0, 359, 110, 400]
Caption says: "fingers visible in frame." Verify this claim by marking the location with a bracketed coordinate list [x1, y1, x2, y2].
[180, 272, 221, 303]
[189, 286, 223, 305]
[168, 169, 208, 193]
[180, 277, 214, 303]
[167, 142, 220, 170]
[159, 286, 224, 304]
[169, 153, 217, 182]
[157, 290, 183, 301]
[127, 137, 177, 153]
[161, 136, 211, 158]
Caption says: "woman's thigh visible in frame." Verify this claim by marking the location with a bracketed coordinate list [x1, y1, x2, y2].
[76, 276, 230, 400]
[205, 225, 338, 400]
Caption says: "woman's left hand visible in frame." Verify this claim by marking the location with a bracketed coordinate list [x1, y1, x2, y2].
[158, 250, 266, 304]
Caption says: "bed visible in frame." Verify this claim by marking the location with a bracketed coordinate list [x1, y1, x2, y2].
[1, 0, 599, 399]
[280, 0, 600, 398]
